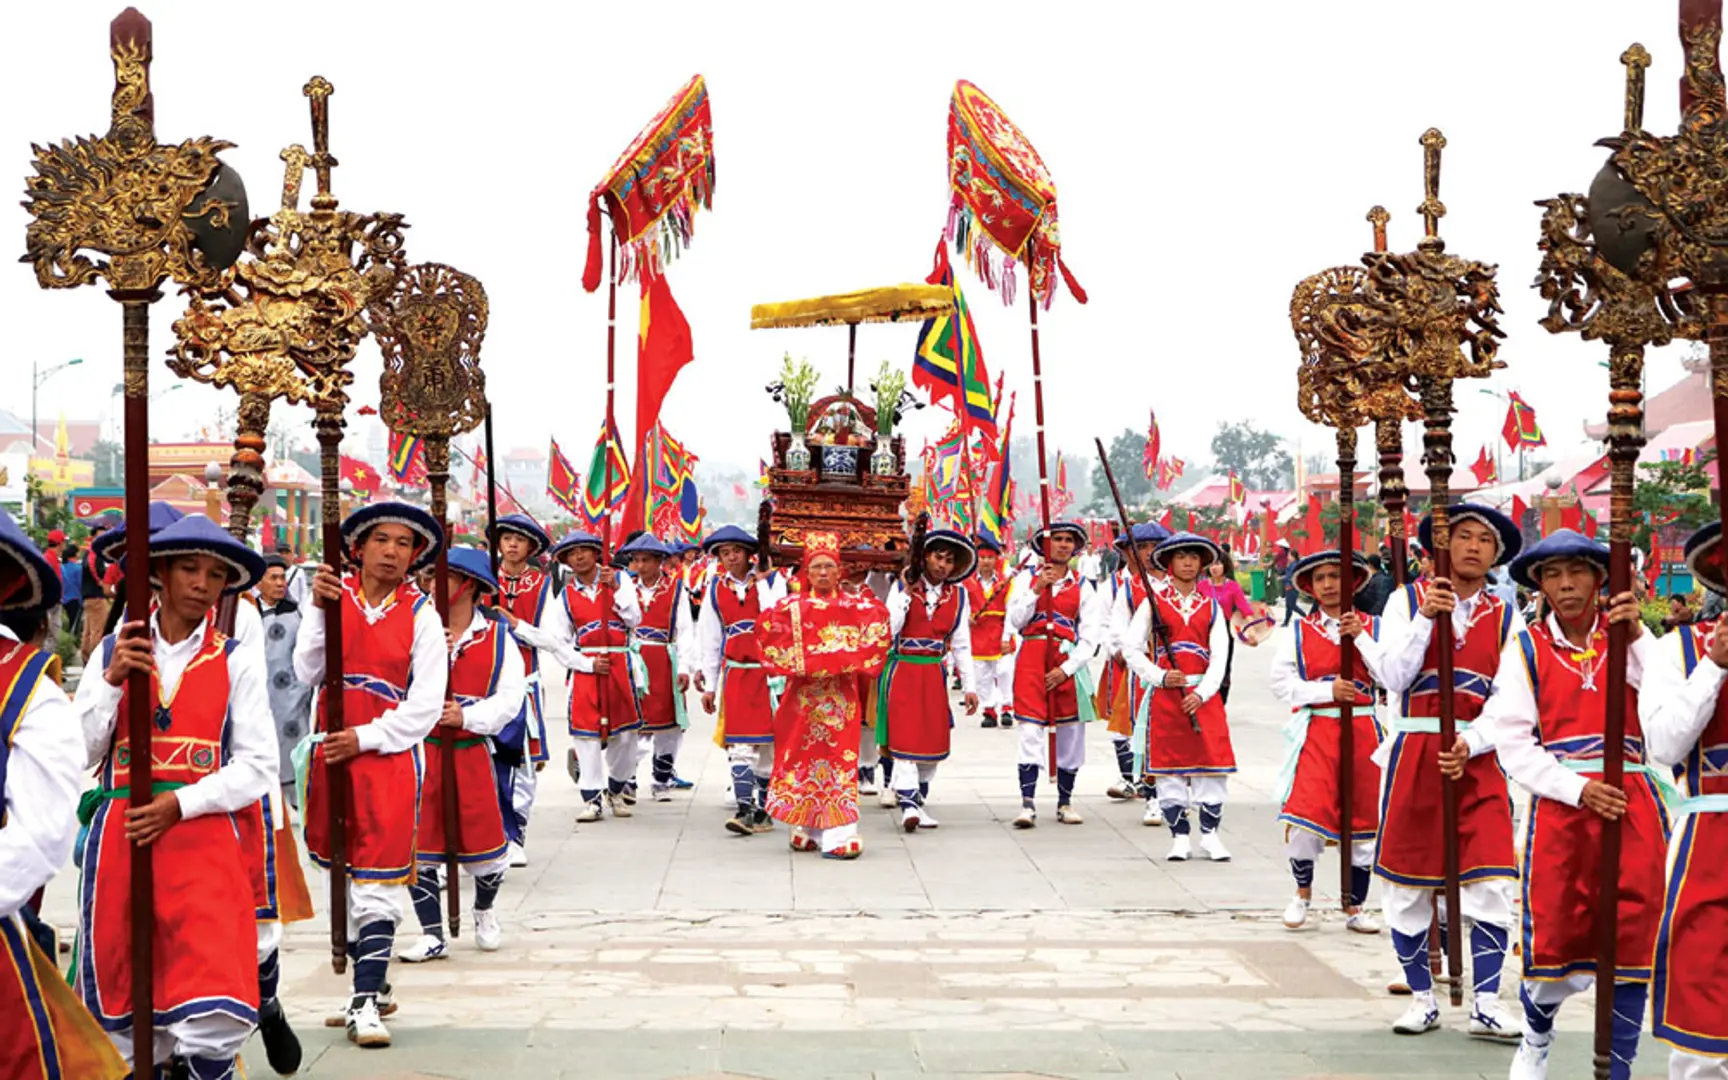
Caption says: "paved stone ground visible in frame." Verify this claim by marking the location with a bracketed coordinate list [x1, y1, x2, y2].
[39, 624, 1667, 1078]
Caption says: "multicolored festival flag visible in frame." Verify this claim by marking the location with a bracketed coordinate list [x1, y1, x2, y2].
[1227, 470, 1245, 505]
[581, 417, 632, 527]
[1157, 456, 1185, 491]
[1659, 447, 1698, 465]
[1143, 409, 1160, 481]
[1501, 391, 1546, 450]
[387, 431, 427, 486]
[547, 438, 581, 515]
[979, 395, 1016, 549]
[914, 242, 998, 442]
[1470, 446, 1498, 486]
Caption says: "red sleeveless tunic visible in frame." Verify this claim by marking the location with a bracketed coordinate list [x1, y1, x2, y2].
[1374, 581, 1518, 889]
[964, 573, 1012, 661]
[499, 567, 554, 762]
[634, 576, 685, 733]
[1515, 616, 1668, 982]
[304, 578, 426, 885]
[1142, 585, 1234, 776]
[75, 630, 259, 1034]
[564, 583, 641, 740]
[881, 581, 966, 762]
[1653, 622, 1728, 1056]
[713, 576, 775, 744]
[1279, 612, 1382, 843]
[417, 617, 511, 864]
[1012, 574, 1085, 726]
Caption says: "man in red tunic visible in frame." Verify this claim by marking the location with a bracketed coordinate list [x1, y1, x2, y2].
[1104, 522, 1168, 812]
[881, 529, 980, 832]
[696, 524, 788, 835]
[758, 532, 890, 859]
[1372, 503, 1524, 1041]
[488, 513, 556, 865]
[965, 534, 1015, 730]
[538, 530, 642, 822]
[1645, 521, 1728, 1080]
[296, 501, 448, 1048]
[618, 533, 695, 802]
[1005, 522, 1105, 828]
[1268, 549, 1383, 933]
[1123, 532, 1234, 862]
[400, 547, 525, 965]
[1478, 530, 1667, 1080]
[73, 514, 275, 1078]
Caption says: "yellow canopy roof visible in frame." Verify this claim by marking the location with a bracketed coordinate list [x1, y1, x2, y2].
[750, 284, 954, 330]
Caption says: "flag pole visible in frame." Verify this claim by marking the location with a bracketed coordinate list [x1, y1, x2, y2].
[598, 226, 618, 750]
[485, 404, 500, 578]
[1027, 285, 1059, 780]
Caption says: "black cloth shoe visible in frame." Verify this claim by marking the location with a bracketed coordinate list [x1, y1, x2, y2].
[981, 714, 998, 728]
[259, 997, 303, 1075]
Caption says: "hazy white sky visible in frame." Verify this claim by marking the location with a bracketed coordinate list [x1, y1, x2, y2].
[2, 0, 1704, 478]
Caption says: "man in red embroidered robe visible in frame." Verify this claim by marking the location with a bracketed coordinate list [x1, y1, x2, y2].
[881, 529, 980, 832]
[72, 514, 275, 1079]
[399, 547, 524, 965]
[757, 532, 889, 859]
[296, 502, 448, 1048]
[1644, 521, 1728, 1080]
[965, 534, 1016, 730]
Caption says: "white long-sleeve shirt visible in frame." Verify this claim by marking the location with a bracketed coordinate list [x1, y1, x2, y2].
[292, 585, 448, 755]
[448, 610, 527, 737]
[886, 578, 976, 694]
[632, 573, 698, 675]
[1268, 610, 1388, 708]
[1477, 614, 1656, 808]
[74, 613, 276, 822]
[1004, 567, 1104, 678]
[696, 572, 787, 687]
[1120, 585, 1231, 704]
[0, 632, 83, 919]
[1375, 580, 1527, 756]
[538, 572, 642, 675]
[1642, 622, 1727, 771]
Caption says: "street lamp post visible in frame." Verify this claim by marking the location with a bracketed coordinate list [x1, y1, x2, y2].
[31, 357, 83, 454]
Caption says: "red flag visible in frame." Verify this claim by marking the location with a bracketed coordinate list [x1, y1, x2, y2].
[1510, 494, 1530, 532]
[340, 455, 381, 497]
[1647, 535, 1665, 592]
[623, 266, 696, 535]
[1502, 391, 1547, 450]
[1304, 495, 1324, 551]
[1559, 504, 1582, 535]
[1227, 471, 1246, 504]
[547, 437, 582, 515]
[732, 482, 747, 499]
[1159, 508, 1174, 531]
[1469, 446, 1497, 486]
[1143, 409, 1160, 481]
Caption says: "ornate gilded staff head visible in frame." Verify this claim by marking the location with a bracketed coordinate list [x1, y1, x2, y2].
[371, 263, 490, 442]
[1291, 264, 1382, 431]
[22, 8, 248, 296]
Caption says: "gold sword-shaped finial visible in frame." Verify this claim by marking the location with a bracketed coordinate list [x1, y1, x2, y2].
[1418, 128, 1447, 254]
[1367, 205, 1390, 254]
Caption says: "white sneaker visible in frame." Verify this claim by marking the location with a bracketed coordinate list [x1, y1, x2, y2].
[1142, 802, 1164, 827]
[858, 775, 879, 796]
[901, 806, 922, 833]
[1507, 1038, 1551, 1080]
[1105, 780, 1137, 800]
[1012, 806, 1037, 829]
[396, 933, 447, 963]
[1055, 804, 1083, 825]
[1468, 997, 1524, 1042]
[1345, 910, 1382, 935]
[1392, 996, 1440, 1035]
[346, 996, 391, 1048]
[1167, 835, 1192, 861]
[651, 782, 673, 802]
[1198, 832, 1231, 861]
[606, 793, 633, 819]
[878, 787, 898, 809]
[1282, 895, 1309, 929]
[473, 908, 501, 952]
[916, 807, 939, 829]
[507, 842, 527, 868]
[575, 800, 602, 823]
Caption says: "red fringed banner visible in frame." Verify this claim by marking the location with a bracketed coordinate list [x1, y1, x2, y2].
[945, 80, 1084, 309]
[582, 75, 716, 293]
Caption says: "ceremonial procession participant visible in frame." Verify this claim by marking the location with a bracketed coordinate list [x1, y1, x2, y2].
[965, 533, 1016, 730]
[488, 513, 557, 863]
[841, 552, 894, 802]
[0, 509, 128, 1080]
[1267, 549, 1383, 933]
[619, 533, 696, 801]
[1371, 503, 1524, 1041]
[295, 501, 448, 1049]
[1004, 521, 1105, 828]
[1474, 531, 1667, 1080]
[757, 532, 891, 858]
[257, 555, 312, 802]
[74, 515, 275, 1078]
[1644, 522, 1728, 1080]
[696, 524, 788, 835]
[880, 530, 980, 831]
[1122, 532, 1234, 861]
[1103, 522, 1168, 812]
[400, 547, 525, 964]
[537, 529, 642, 822]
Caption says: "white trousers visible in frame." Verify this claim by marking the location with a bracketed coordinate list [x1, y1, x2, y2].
[973, 655, 1015, 712]
[1671, 1052, 1728, 1080]
[340, 878, 405, 938]
[727, 742, 775, 777]
[799, 821, 858, 854]
[893, 760, 940, 795]
[111, 1013, 252, 1068]
[574, 734, 638, 792]
[1016, 720, 1085, 769]
[1154, 775, 1229, 811]
[416, 852, 510, 878]
[635, 727, 684, 770]
[256, 918, 282, 964]
[858, 721, 880, 769]
[512, 758, 538, 826]
[1381, 879, 1516, 936]
[1285, 831, 1375, 868]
